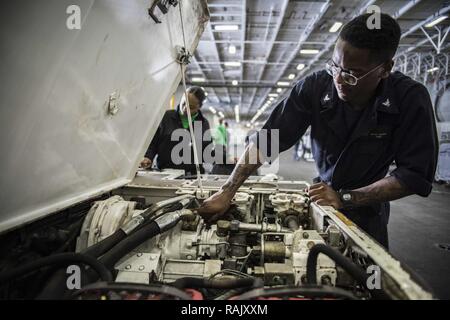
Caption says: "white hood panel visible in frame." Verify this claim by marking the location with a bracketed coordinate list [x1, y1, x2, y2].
[0, 0, 209, 233]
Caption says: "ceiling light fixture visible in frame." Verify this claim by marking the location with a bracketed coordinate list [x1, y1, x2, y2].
[300, 49, 319, 55]
[224, 61, 241, 67]
[427, 67, 439, 73]
[214, 25, 239, 31]
[235, 105, 240, 123]
[425, 15, 448, 28]
[329, 22, 343, 33]
[192, 77, 205, 83]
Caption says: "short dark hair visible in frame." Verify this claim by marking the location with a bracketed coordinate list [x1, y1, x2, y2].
[339, 13, 401, 63]
[188, 86, 207, 107]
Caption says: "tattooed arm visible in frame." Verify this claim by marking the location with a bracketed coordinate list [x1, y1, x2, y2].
[198, 143, 263, 221]
[349, 176, 413, 206]
[308, 176, 413, 209]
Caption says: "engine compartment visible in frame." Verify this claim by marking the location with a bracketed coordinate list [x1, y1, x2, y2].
[0, 172, 433, 300]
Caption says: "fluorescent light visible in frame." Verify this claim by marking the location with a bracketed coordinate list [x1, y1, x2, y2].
[192, 77, 205, 82]
[297, 63, 305, 70]
[277, 81, 290, 86]
[269, 93, 278, 97]
[224, 61, 241, 67]
[288, 73, 296, 80]
[425, 15, 448, 28]
[235, 105, 240, 123]
[218, 111, 225, 118]
[277, 88, 282, 93]
[214, 24, 239, 31]
[228, 45, 237, 54]
[329, 22, 343, 33]
[232, 80, 238, 86]
[427, 67, 439, 73]
[209, 107, 217, 114]
[300, 49, 319, 55]
[204, 92, 208, 97]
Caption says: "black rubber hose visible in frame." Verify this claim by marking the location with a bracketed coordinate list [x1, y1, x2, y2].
[71, 282, 192, 300]
[0, 253, 112, 284]
[307, 244, 367, 285]
[306, 244, 389, 300]
[235, 285, 358, 300]
[172, 277, 257, 290]
[98, 221, 161, 270]
[81, 229, 127, 258]
[80, 202, 183, 259]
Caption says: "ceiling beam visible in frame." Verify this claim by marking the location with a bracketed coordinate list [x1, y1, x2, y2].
[256, 0, 434, 120]
[188, 83, 294, 88]
[238, 0, 247, 122]
[401, 5, 450, 39]
[246, 0, 290, 117]
[205, 22, 233, 114]
[248, 0, 331, 117]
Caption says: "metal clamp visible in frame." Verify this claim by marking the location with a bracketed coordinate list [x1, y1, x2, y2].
[176, 45, 192, 66]
[148, 0, 179, 24]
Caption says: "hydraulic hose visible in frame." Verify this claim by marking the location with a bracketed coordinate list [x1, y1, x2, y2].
[80, 195, 193, 258]
[39, 207, 192, 299]
[82, 229, 127, 258]
[98, 209, 192, 270]
[306, 244, 389, 300]
[39, 220, 164, 299]
[0, 253, 112, 285]
[99, 221, 161, 270]
[172, 277, 261, 290]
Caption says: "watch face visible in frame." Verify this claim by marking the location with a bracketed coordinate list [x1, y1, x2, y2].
[343, 193, 352, 201]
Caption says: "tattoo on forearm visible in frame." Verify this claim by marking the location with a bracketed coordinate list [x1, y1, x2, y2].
[222, 144, 262, 194]
[351, 176, 412, 206]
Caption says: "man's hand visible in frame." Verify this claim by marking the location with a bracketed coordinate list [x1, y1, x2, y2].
[308, 182, 343, 209]
[197, 189, 234, 223]
[198, 142, 263, 223]
[140, 157, 152, 169]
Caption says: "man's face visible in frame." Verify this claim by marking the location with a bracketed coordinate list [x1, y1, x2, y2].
[331, 38, 387, 106]
[180, 92, 201, 116]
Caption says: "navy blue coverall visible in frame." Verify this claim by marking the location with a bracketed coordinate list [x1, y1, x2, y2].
[254, 70, 438, 248]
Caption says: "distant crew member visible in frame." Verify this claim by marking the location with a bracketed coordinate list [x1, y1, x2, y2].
[141, 86, 210, 176]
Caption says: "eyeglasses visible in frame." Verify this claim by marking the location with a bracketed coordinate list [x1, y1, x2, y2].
[325, 59, 385, 86]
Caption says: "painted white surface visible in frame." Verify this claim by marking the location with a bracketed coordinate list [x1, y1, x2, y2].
[0, 0, 209, 233]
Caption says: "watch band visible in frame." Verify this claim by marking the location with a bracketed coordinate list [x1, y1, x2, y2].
[338, 189, 354, 209]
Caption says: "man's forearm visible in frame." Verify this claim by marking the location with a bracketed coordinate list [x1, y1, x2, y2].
[221, 143, 263, 195]
[350, 176, 413, 206]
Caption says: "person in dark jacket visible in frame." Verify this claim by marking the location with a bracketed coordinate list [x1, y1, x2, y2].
[198, 13, 438, 249]
[140, 86, 210, 176]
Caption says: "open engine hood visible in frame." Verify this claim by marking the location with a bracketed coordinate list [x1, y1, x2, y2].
[0, 0, 209, 233]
